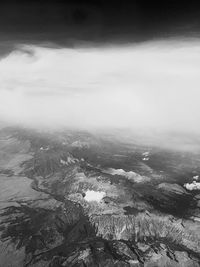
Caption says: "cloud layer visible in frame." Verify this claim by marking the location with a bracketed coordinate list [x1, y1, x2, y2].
[0, 40, 200, 132]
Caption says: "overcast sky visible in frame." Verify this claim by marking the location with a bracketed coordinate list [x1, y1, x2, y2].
[0, 39, 200, 133]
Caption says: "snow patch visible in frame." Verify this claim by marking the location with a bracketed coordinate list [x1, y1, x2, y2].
[142, 151, 150, 161]
[84, 190, 106, 203]
[40, 146, 49, 151]
[193, 175, 199, 181]
[60, 156, 77, 166]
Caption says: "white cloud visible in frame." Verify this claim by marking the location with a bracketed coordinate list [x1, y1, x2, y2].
[0, 40, 200, 132]
[184, 181, 200, 191]
[103, 168, 150, 183]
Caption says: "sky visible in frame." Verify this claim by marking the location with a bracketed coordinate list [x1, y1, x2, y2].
[0, 1, 200, 134]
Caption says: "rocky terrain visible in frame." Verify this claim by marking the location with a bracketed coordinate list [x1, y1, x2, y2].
[0, 126, 200, 266]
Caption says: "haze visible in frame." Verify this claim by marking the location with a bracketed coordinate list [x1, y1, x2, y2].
[0, 40, 200, 134]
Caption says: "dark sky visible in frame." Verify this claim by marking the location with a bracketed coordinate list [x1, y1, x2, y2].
[1, 1, 200, 48]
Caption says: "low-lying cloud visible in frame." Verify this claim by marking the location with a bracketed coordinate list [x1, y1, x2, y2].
[0, 40, 200, 133]
[184, 181, 200, 191]
[103, 168, 150, 183]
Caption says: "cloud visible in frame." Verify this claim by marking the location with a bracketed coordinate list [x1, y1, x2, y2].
[0, 40, 200, 132]
[103, 168, 150, 183]
[184, 181, 200, 191]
